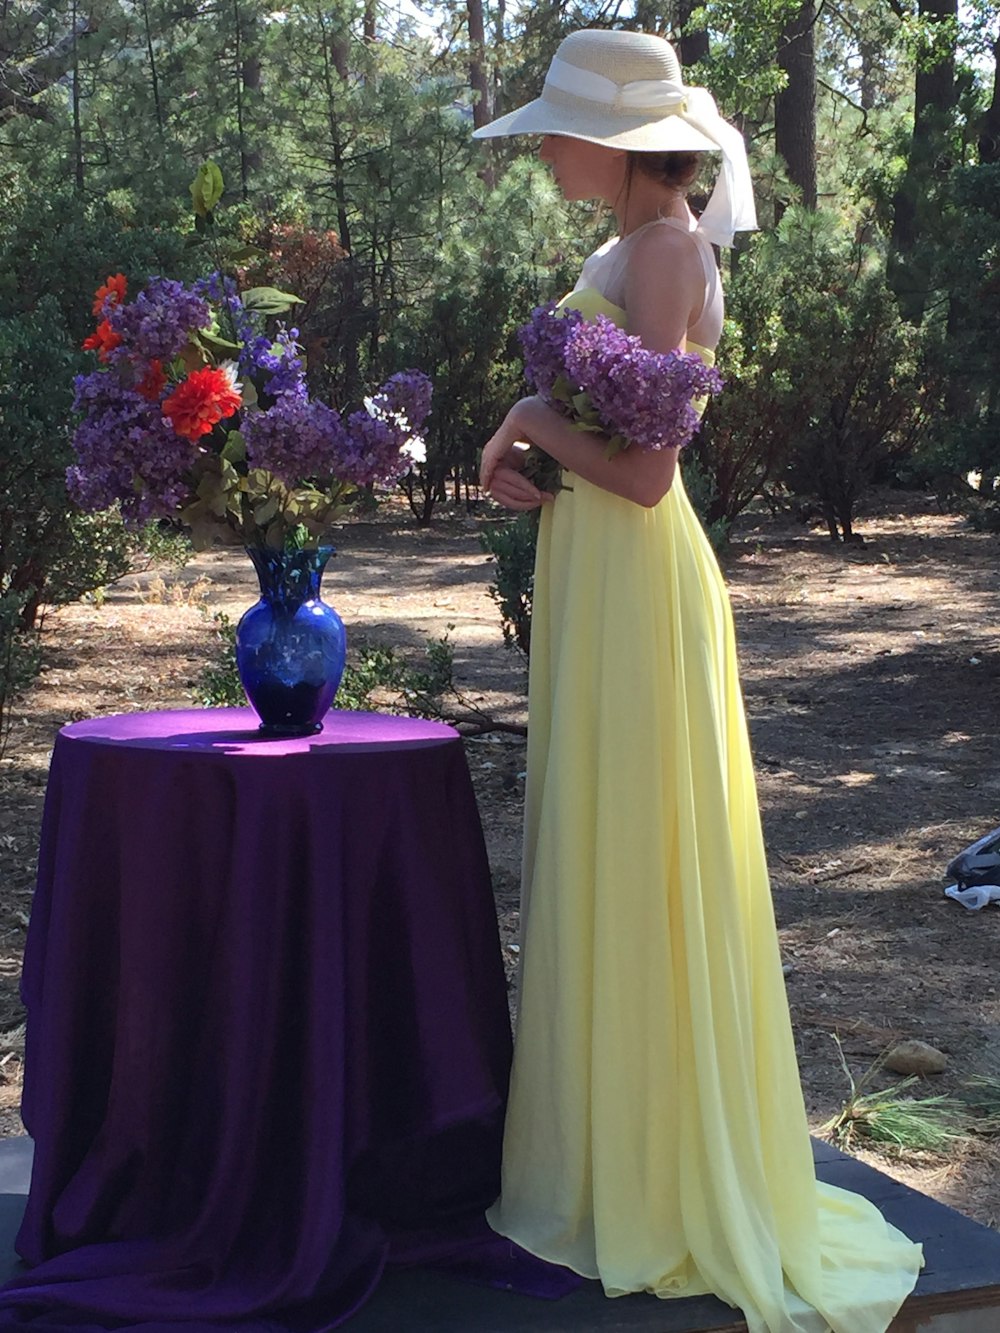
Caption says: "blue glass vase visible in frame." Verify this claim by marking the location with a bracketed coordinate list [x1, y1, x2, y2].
[236, 546, 347, 737]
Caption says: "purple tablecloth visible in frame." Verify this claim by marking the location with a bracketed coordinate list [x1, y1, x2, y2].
[0, 708, 560, 1329]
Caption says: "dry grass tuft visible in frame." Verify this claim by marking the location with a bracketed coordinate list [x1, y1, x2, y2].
[822, 1037, 971, 1156]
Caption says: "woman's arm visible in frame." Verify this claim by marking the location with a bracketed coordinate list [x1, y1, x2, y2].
[481, 396, 678, 509]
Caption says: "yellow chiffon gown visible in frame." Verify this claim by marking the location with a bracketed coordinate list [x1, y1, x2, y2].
[486, 286, 923, 1333]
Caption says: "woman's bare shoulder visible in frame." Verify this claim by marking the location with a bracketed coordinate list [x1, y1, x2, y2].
[626, 221, 703, 274]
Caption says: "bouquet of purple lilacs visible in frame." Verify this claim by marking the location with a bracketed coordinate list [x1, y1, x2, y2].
[516, 303, 723, 493]
[68, 268, 432, 552]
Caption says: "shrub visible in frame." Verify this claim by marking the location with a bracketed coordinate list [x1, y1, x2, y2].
[0, 195, 192, 636]
[480, 515, 536, 658]
[0, 591, 41, 760]
[0, 303, 137, 631]
[700, 211, 936, 542]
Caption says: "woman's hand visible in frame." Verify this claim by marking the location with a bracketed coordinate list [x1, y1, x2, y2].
[488, 462, 553, 511]
[480, 405, 554, 511]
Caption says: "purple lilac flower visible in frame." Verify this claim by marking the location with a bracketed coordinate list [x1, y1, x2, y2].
[243, 325, 308, 401]
[194, 272, 259, 347]
[193, 272, 238, 305]
[518, 303, 585, 404]
[373, 370, 433, 432]
[242, 395, 346, 482]
[108, 277, 211, 362]
[339, 410, 414, 487]
[68, 371, 197, 524]
[563, 315, 722, 451]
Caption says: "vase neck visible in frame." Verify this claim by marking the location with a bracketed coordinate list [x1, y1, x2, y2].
[246, 546, 334, 607]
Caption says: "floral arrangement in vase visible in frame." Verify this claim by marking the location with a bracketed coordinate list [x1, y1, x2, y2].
[67, 165, 432, 735]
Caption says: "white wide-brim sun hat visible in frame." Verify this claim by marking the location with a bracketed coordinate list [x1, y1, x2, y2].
[472, 29, 757, 247]
[473, 30, 716, 152]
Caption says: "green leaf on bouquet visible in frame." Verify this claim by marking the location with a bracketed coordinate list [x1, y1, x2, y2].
[253, 493, 280, 526]
[195, 329, 242, 357]
[300, 514, 330, 540]
[241, 286, 304, 314]
[178, 499, 219, 550]
[190, 162, 224, 218]
[265, 517, 286, 550]
[221, 431, 247, 464]
[219, 459, 240, 491]
[246, 467, 274, 492]
[571, 392, 596, 421]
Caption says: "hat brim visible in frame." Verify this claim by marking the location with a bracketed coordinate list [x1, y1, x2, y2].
[471, 96, 720, 153]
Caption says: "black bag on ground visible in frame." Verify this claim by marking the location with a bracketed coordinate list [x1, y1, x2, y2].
[947, 825, 1000, 888]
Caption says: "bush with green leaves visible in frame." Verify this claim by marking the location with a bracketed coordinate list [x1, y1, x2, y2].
[386, 158, 585, 524]
[0, 195, 194, 629]
[0, 590, 41, 760]
[904, 162, 1000, 499]
[480, 514, 536, 658]
[770, 212, 936, 540]
[0, 302, 137, 632]
[698, 210, 936, 541]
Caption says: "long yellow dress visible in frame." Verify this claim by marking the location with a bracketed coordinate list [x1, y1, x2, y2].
[486, 286, 923, 1333]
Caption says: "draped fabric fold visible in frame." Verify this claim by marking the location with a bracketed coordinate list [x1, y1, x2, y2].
[1, 711, 529, 1330]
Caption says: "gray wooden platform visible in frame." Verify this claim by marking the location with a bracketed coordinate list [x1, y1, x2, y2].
[0, 1137, 995, 1330]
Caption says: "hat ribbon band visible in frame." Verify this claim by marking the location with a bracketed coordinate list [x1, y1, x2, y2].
[544, 57, 687, 113]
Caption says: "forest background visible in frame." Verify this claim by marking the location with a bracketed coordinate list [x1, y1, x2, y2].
[4, 0, 1000, 667]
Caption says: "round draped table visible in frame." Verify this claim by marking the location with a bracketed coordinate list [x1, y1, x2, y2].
[0, 708, 538, 1330]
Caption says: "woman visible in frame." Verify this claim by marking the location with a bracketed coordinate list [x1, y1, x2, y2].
[475, 29, 922, 1333]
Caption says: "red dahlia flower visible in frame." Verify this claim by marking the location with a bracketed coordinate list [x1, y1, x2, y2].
[92, 273, 128, 316]
[163, 365, 242, 441]
[82, 319, 123, 363]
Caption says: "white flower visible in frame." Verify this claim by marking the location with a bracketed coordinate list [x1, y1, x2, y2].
[218, 360, 242, 394]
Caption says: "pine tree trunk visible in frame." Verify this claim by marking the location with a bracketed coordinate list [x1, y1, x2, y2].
[493, 0, 506, 118]
[889, 0, 957, 316]
[774, 1, 817, 222]
[979, 29, 1000, 163]
[467, 0, 490, 129]
[232, 0, 250, 200]
[141, 0, 164, 138]
[317, 6, 360, 403]
[677, 0, 709, 68]
[71, 0, 84, 193]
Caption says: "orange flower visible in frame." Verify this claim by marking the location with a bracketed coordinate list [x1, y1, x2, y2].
[163, 365, 242, 441]
[92, 273, 127, 316]
[82, 319, 122, 362]
[137, 359, 167, 401]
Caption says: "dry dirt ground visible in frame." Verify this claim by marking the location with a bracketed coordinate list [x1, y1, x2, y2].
[0, 493, 998, 1230]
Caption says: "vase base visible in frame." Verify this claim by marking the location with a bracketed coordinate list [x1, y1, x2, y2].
[256, 721, 324, 739]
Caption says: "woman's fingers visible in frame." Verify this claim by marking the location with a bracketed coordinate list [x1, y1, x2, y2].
[488, 465, 552, 511]
[480, 431, 530, 492]
[479, 433, 510, 492]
